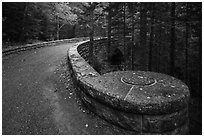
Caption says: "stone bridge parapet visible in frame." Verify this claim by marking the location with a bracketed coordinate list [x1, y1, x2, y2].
[67, 38, 190, 134]
[3, 37, 89, 56]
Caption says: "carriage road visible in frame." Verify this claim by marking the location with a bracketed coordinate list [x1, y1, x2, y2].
[2, 42, 133, 135]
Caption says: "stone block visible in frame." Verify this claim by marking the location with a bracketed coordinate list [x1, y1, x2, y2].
[142, 108, 188, 133]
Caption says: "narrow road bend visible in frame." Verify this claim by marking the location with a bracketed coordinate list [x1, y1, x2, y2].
[2, 42, 132, 135]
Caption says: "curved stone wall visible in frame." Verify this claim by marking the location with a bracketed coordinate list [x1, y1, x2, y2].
[67, 39, 190, 134]
[3, 37, 89, 56]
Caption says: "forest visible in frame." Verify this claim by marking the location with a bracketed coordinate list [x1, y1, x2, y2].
[2, 2, 202, 134]
[2, 2, 202, 98]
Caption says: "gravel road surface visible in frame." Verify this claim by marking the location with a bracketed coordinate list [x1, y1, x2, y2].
[2, 43, 132, 135]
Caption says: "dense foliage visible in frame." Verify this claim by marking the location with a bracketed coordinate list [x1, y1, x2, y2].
[2, 2, 202, 97]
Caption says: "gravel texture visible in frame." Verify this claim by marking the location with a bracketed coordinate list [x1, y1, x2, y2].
[2, 42, 137, 135]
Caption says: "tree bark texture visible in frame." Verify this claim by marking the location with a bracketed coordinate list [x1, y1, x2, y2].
[170, 2, 176, 76]
[139, 3, 148, 70]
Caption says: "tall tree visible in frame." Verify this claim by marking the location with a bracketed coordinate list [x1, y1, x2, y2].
[170, 2, 176, 76]
[185, 3, 189, 84]
[107, 4, 112, 60]
[19, 3, 28, 42]
[104, 2, 114, 60]
[77, 2, 102, 63]
[148, 3, 155, 71]
[129, 3, 136, 70]
[89, 3, 95, 63]
[2, 2, 41, 42]
[123, 3, 127, 69]
[198, 16, 202, 96]
[139, 3, 148, 70]
[50, 3, 77, 40]
[156, 22, 162, 72]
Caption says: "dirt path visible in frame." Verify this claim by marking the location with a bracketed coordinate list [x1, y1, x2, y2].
[2, 43, 132, 135]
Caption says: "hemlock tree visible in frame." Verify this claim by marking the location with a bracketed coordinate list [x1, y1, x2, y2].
[48, 2, 77, 40]
[75, 2, 105, 63]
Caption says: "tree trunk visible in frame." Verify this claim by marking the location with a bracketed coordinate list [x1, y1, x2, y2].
[139, 3, 148, 70]
[157, 24, 162, 72]
[148, 3, 155, 71]
[89, 10, 94, 64]
[131, 4, 135, 70]
[56, 31, 59, 40]
[19, 2, 27, 42]
[198, 21, 202, 95]
[72, 25, 76, 38]
[123, 3, 126, 69]
[107, 6, 112, 60]
[56, 16, 60, 40]
[170, 2, 176, 76]
[185, 3, 189, 85]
